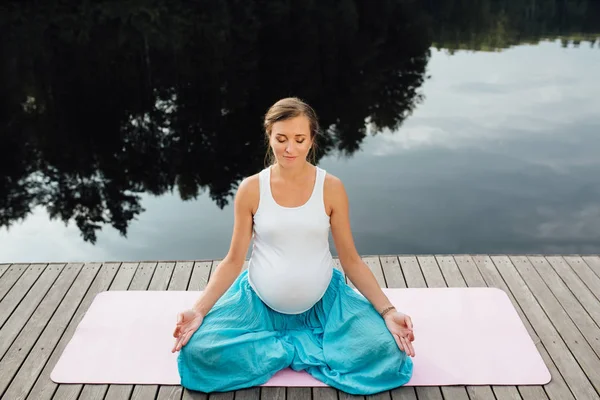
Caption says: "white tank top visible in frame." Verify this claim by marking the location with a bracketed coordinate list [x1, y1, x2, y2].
[247, 165, 334, 314]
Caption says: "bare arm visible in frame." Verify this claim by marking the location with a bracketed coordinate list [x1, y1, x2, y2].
[327, 175, 395, 316]
[191, 176, 257, 317]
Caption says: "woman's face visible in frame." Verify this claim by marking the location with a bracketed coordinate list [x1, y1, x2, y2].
[270, 115, 313, 166]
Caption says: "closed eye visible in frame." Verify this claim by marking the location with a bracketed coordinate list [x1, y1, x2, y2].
[277, 138, 305, 144]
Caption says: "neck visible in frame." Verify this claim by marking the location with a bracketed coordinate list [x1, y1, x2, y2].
[272, 160, 311, 181]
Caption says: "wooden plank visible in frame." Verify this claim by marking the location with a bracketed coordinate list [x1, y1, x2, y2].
[417, 256, 446, 287]
[582, 256, 600, 280]
[128, 261, 160, 291]
[0, 264, 46, 328]
[183, 390, 212, 400]
[379, 257, 417, 400]
[0, 264, 65, 360]
[156, 262, 194, 400]
[189, 261, 213, 290]
[104, 262, 158, 400]
[435, 255, 501, 400]
[0, 263, 28, 301]
[235, 387, 260, 400]
[563, 256, 600, 301]
[546, 257, 600, 330]
[453, 256, 523, 400]
[0, 264, 81, 395]
[398, 256, 442, 400]
[148, 261, 177, 291]
[418, 256, 447, 287]
[313, 387, 337, 400]
[476, 255, 595, 400]
[338, 392, 366, 400]
[209, 392, 234, 399]
[2, 263, 104, 400]
[261, 387, 285, 400]
[168, 261, 193, 290]
[435, 256, 468, 287]
[187, 261, 212, 291]
[509, 255, 600, 395]
[398, 256, 426, 288]
[0, 264, 9, 280]
[287, 388, 310, 400]
[380, 256, 407, 289]
[528, 255, 600, 400]
[130, 262, 176, 400]
[535, 256, 600, 356]
[452, 256, 488, 288]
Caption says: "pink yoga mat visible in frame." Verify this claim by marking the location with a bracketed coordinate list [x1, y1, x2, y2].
[51, 288, 550, 387]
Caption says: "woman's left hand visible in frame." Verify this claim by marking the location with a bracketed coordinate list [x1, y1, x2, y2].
[384, 311, 415, 357]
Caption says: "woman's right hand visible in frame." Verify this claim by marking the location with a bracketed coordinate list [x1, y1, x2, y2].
[172, 309, 204, 353]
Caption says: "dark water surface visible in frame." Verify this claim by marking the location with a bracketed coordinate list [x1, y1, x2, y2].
[1, 1, 599, 263]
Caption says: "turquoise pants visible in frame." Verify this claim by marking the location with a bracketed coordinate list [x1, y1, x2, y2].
[177, 268, 413, 395]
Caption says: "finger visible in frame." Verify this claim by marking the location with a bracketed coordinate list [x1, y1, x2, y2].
[403, 336, 415, 357]
[174, 320, 186, 337]
[406, 315, 413, 330]
[182, 329, 196, 347]
[175, 326, 191, 350]
[174, 335, 185, 353]
[173, 333, 183, 352]
[393, 333, 404, 352]
[175, 330, 189, 352]
[399, 335, 409, 356]
[175, 332, 187, 352]
[173, 314, 184, 337]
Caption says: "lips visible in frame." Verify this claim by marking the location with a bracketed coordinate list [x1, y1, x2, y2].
[284, 156, 297, 160]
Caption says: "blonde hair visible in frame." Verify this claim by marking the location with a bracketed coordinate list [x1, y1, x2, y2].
[263, 97, 320, 166]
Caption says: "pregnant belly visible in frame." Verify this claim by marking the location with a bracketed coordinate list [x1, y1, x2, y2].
[249, 266, 333, 314]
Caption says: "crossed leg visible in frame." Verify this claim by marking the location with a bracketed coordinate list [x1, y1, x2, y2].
[177, 275, 294, 393]
[305, 274, 414, 395]
[177, 270, 413, 395]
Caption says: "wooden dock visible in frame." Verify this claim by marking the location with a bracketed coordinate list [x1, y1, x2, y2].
[1, 254, 600, 400]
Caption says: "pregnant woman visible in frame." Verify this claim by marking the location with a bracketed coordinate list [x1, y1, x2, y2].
[172, 97, 415, 395]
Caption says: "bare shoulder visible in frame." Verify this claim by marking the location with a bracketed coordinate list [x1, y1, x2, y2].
[324, 172, 345, 192]
[323, 172, 348, 215]
[236, 173, 260, 214]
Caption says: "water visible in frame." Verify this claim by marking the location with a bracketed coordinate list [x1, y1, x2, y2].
[1, 1, 599, 263]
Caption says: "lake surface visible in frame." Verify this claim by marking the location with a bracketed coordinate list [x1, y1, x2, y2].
[1, 1, 599, 263]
